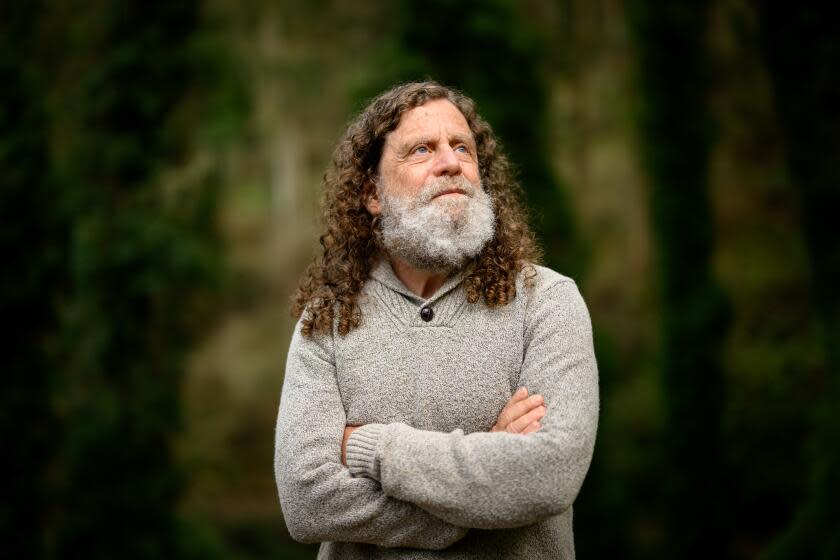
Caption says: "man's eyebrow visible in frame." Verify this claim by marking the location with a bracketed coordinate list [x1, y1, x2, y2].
[397, 133, 476, 150]
[397, 135, 433, 150]
[449, 133, 476, 147]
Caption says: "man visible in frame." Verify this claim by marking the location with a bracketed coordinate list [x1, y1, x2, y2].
[275, 81, 599, 559]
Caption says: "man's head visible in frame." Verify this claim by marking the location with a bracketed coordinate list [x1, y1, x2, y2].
[370, 98, 495, 271]
[294, 81, 541, 336]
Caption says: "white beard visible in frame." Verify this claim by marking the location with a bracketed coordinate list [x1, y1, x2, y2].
[377, 175, 496, 271]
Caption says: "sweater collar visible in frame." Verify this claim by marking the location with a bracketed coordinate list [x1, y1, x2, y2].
[369, 257, 467, 306]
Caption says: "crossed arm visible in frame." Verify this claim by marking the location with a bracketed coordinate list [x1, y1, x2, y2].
[275, 280, 598, 547]
[275, 332, 545, 549]
[275, 324, 468, 549]
[341, 387, 546, 465]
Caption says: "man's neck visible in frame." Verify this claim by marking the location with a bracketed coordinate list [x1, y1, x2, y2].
[388, 256, 451, 299]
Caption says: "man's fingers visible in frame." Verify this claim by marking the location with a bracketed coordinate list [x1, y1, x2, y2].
[494, 391, 521, 430]
[521, 421, 542, 435]
[506, 405, 546, 434]
[499, 394, 543, 427]
[498, 387, 528, 418]
[491, 389, 544, 432]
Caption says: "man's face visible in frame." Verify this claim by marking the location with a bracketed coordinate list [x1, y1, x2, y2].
[369, 98, 481, 215]
[367, 99, 495, 271]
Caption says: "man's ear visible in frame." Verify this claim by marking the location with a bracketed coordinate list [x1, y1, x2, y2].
[365, 180, 381, 215]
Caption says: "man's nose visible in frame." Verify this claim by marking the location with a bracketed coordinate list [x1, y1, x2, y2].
[431, 144, 461, 176]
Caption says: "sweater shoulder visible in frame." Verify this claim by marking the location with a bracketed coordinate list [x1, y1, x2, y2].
[519, 263, 577, 294]
[519, 265, 592, 346]
[516, 263, 586, 323]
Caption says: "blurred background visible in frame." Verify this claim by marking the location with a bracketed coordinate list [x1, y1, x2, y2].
[3, 0, 838, 558]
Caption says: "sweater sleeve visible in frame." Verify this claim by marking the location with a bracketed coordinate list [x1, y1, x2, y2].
[344, 279, 599, 529]
[274, 318, 469, 549]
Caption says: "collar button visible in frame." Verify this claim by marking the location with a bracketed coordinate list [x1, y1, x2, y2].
[420, 305, 434, 322]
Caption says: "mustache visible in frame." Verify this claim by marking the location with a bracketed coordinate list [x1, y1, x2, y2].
[419, 176, 481, 203]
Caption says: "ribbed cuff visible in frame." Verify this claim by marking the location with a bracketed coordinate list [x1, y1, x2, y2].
[346, 423, 384, 481]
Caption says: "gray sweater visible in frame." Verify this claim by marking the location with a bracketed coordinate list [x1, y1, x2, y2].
[275, 259, 599, 559]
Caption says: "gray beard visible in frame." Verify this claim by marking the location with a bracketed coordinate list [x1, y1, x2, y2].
[377, 175, 496, 272]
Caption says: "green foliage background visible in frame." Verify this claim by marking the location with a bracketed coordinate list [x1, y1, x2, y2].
[2, 0, 837, 558]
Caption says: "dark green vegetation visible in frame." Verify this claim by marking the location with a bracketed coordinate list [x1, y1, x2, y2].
[757, 1, 840, 557]
[629, 1, 730, 557]
[2, 1, 837, 558]
[52, 3, 224, 558]
[3, 1, 227, 558]
[1, 4, 62, 558]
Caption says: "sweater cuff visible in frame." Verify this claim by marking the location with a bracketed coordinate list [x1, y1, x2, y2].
[346, 423, 384, 481]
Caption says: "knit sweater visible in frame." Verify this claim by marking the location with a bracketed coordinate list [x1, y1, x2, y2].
[275, 259, 599, 559]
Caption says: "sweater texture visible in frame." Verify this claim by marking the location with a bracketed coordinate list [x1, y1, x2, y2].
[275, 259, 599, 559]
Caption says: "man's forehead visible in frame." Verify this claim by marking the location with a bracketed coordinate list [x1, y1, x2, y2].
[388, 99, 474, 142]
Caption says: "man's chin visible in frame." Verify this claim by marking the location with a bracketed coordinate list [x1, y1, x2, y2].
[429, 198, 470, 222]
[430, 195, 469, 210]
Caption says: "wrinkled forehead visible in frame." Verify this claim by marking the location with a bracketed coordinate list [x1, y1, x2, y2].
[386, 99, 474, 146]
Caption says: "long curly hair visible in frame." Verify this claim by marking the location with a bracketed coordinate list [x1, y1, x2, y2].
[292, 81, 542, 336]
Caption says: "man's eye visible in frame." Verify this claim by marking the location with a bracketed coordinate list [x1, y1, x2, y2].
[413, 146, 429, 155]
[455, 145, 469, 153]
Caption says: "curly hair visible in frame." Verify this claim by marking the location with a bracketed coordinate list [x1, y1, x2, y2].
[292, 81, 542, 336]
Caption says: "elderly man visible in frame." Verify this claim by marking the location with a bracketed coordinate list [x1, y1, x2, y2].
[275, 82, 599, 559]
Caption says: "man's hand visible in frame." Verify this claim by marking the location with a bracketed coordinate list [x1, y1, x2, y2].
[342, 425, 360, 466]
[491, 387, 545, 434]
